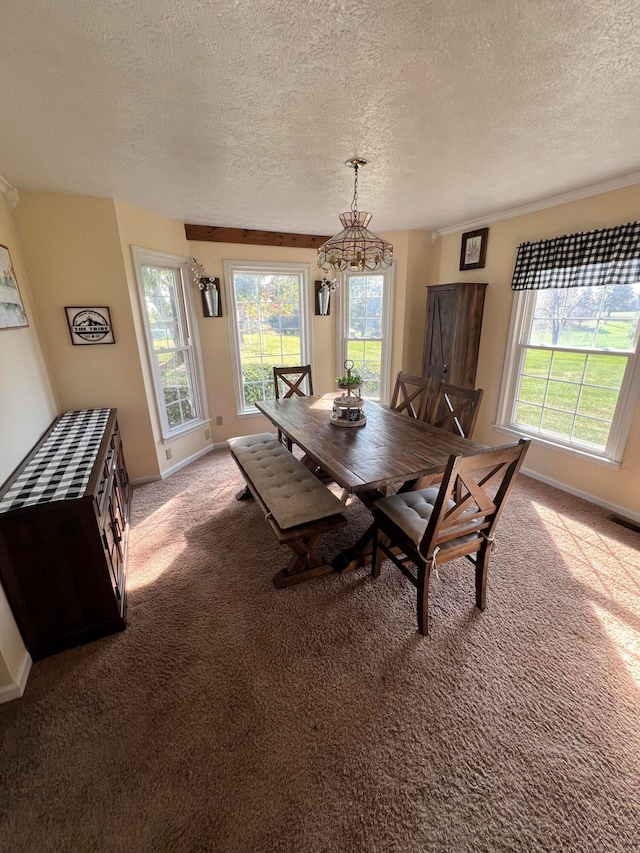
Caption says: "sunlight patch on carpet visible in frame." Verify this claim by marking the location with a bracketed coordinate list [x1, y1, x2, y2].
[590, 602, 640, 688]
[531, 498, 640, 691]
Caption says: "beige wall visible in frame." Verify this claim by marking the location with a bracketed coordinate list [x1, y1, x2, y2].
[402, 231, 437, 376]
[434, 184, 640, 518]
[0, 193, 57, 696]
[113, 200, 214, 476]
[0, 198, 58, 481]
[13, 192, 159, 481]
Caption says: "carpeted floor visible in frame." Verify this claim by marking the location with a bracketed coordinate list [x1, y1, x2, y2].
[1, 447, 639, 852]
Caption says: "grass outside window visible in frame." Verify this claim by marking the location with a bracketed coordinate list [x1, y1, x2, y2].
[508, 283, 640, 455]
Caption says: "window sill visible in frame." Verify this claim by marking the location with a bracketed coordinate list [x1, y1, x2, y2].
[161, 418, 211, 444]
[237, 409, 270, 418]
[493, 424, 621, 470]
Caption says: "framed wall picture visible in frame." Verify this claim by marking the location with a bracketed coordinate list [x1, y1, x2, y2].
[0, 243, 28, 330]
[459, 227, 489, 271]
[65, 306, 115, 345]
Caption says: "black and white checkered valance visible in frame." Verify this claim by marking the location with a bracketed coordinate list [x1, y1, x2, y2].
[511, 221, 640, 291]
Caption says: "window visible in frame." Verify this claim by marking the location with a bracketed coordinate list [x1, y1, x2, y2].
[337, 269, 394, 401]
[224, 260, 312, 414]
[132, 247, 208, 440]
[498, 283, 640, 463]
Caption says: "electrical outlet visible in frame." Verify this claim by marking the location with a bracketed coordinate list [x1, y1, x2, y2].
[165, 448, 172, 460]
[204, 428, 211, 441]
[216, 416, 223, 426]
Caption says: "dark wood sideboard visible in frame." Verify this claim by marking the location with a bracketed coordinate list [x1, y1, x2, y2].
[0, 408, 131, 660]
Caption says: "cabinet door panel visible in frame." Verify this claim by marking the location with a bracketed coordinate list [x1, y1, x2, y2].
[422, 283, 486, 390]
[424, 286, 456, 378]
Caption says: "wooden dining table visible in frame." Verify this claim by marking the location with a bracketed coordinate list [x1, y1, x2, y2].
[256, 395, 488, 572]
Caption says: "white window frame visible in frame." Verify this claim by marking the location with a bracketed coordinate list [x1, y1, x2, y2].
[132, 246, 209, 441]
[224, 259, 313, 416]
[496, 288, 640, 467]
[336, 267, 394, 403]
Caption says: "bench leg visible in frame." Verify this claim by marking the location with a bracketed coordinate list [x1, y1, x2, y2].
[331, 518, 378, 571]
[272, 534, 335, 588]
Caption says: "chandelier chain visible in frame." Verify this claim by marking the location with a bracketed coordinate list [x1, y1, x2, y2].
[351, 164, 359, 214]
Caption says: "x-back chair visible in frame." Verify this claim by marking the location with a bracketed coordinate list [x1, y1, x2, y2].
[273, 365, 314, 450]
[273, 365, 313, 400]
[428, 382, 484, 439]
[389, 371, 431, 420]
[371, 439, 530, 635]
[270, 364, 332, 485]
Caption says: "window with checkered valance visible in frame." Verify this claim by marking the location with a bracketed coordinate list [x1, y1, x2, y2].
[511, 221, 640, 291]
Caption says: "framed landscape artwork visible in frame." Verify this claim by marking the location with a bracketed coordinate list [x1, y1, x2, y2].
[459, 227, 489, 271]
[0, 243, 28, 329]
[65, 306, 115, 345]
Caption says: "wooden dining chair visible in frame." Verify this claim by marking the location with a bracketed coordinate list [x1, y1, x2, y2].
[273, 365, 313, 450]
[427, 382, 484, 439]
[371, 439, 530, 635]
[271, 364, 334, 487]
[389, 371, 430, 420]
[273, 365, 314, 400]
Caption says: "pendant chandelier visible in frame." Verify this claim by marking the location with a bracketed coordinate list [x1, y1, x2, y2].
[317, 158, 393, 274]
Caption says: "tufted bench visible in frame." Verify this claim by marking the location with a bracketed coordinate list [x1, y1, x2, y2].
[227, 433, 346, 588]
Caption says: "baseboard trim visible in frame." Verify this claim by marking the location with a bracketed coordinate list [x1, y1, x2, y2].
[129, 443, 237, 486]
[520, 467, 640, 525]
[130, 474, 162, 485]
[160, 444, 216, 479]
[130, 445, 223, 485]
[0, 651, 32, 704]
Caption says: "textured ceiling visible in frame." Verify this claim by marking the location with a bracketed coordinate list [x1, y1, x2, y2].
[2, 0, 640, 234]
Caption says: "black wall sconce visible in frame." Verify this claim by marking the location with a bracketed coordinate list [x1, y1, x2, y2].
[200, 278, 222, 317]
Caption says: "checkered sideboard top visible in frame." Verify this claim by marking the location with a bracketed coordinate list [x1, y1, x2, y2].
[0, 409, 112, 513]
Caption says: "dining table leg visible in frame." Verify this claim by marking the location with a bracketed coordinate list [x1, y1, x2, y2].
[330, 488, 386, 572]
[331, 524, 376, 571]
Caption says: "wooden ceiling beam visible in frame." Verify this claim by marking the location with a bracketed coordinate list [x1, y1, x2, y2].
[185, 224, 331, 249]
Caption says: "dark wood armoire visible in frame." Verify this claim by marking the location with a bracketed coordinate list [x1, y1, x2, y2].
[421, 282, 487, 392]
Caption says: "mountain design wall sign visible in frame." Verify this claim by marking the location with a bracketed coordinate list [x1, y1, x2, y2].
[65, 306, 115, 345]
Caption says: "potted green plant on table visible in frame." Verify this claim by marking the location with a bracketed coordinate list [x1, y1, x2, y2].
[336, 359, 362, 391]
